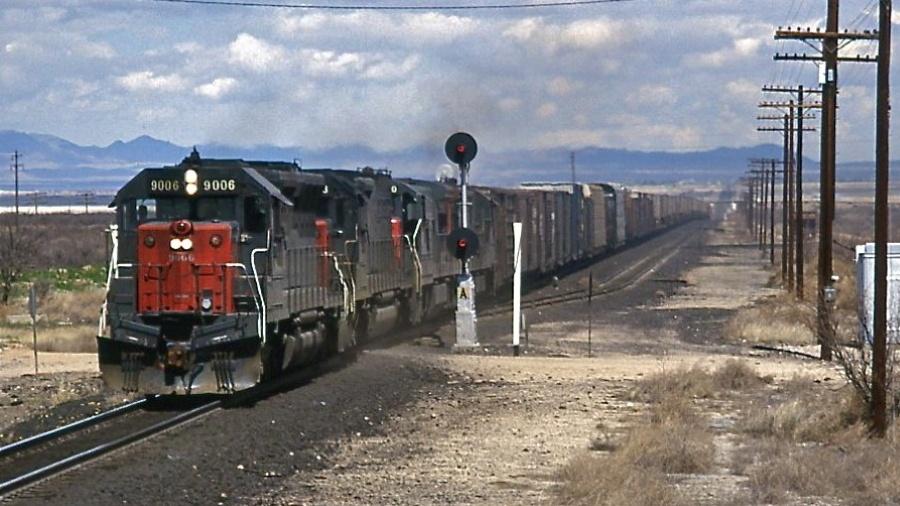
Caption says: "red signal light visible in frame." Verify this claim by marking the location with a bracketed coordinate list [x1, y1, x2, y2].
[456, 144, 466, 153]
[457, 239, 468, 249]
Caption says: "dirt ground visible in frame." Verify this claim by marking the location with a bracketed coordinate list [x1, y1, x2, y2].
[262, 216, 840, 505]
[1, 214, 846, 506]
[0, 345, 130, 446]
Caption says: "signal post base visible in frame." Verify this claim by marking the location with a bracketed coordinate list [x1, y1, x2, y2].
[453, 274, 479, 349]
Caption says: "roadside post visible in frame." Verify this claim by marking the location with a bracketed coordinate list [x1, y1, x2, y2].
[445, 132, 480, 349]
[588, 272, 593, 358]
[512, 222, 522, 356]
[28, 284, 37, 374]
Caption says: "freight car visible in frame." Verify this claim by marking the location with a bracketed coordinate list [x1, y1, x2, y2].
[97, 150, 705, 394]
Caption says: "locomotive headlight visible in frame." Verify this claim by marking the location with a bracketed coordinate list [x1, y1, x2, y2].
[184, 169, 198, 184]
[210, 234, 223, 248]
[170, 238, 182, 250]
[181, 238, 193, 250]
[185, 182, 198, 196]
[200, 296, 213, 311]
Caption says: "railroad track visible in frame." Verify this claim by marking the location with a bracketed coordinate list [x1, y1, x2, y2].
[0, 352, 351, 501]
[480, 226, 697, 318]
[0, 223, 702, 499]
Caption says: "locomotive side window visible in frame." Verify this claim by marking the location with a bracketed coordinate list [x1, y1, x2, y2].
[137, 199, 157, 223]
[244, 196, 267, 233]
[196, 197, 237, 222]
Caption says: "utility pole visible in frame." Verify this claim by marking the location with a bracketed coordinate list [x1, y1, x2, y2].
[30, 192, 45, 215]
[570, 151, 576, 185]
[10, 151, 20, 230]
[787, 102, 795, 292]
[761, 86, 823, 298]
[872, 0, 892, 438]
[759, 101, 819, 286]
[748, 167, 767, 250]
[775, 7, 879, 361]
[82, 192, 94, 214]
[796, 86, 806, 299]
[750, 159, 783, 264]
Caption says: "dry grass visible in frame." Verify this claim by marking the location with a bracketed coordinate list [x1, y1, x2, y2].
[558, 397, 711, 506]
[737, 433, 900, 505]
[631, 359, 771, 402]
[558, 452, 679, 506]
[39, 288, 104, 324]
[0, 324, 96, 353]
[557, 363, 767, 505]
[724, 294, 816, 345]
[732, 376, 900, 505]
[740, 388, 864, 443]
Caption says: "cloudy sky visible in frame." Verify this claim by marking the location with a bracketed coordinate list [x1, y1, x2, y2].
[0, 0, 895, 160]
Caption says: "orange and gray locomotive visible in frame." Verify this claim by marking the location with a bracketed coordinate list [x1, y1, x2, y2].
[98, 150, 706, 394]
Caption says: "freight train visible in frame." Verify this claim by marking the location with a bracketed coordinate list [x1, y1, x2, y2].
[97, 150, 706, 394]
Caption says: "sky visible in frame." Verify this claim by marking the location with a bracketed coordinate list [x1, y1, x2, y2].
[0, 0, 896, 160]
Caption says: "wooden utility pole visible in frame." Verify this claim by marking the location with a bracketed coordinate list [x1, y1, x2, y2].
[749, 158, 781, 263]
[759, 101, 819, 287]
[761, 86, 822, 297]
[872, 0, 892, 438]
[10, 151, 20, 230]
[796, 86, 806, 299]
[570, 151, 576, 185]
[770, 159, 777, 264]
[787, 102, 795, 291]
[775, 5, 879, 360]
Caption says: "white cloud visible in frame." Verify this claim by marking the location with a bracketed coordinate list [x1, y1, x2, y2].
[560, 19, 622, 49]
[116, 71, 186, 92]
[228, 33, 286, 72]
[498, 97, 522, 112]
[300, 49, 364, 77]
[362, 55, 420, 81]
[547, 77, 580, 97]
[690, 36, 763, 68]
[536, 102, 558, 118]
[627, 85, 676, 106]
[194, 77, 238, 99]
[503, 16, 628, 54]
[277, 11, 477, 44]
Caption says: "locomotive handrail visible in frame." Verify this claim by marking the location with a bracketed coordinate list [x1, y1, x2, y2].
[249, 231, 270, 344]
[326, 252, 354, 315]
[224, 263, 264, 341]
[99, 225, 120, 337]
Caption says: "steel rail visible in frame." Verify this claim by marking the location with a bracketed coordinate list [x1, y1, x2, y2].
[480, 227, 695, 318]
[0, 399, 222, 497]
[0, 397, 151, 459]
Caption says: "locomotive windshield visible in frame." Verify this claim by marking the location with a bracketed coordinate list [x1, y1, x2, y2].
[121, 196, 239, 229]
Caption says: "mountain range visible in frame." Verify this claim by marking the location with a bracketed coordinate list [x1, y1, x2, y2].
[0, 129, 881, 194]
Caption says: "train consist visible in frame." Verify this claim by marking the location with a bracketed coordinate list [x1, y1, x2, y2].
[97, 150, 706, 394]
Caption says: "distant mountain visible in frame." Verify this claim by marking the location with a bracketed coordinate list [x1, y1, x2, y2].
[0, 129, 881, 193]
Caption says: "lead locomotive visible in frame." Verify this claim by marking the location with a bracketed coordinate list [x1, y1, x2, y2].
[98, 150, 705, 394]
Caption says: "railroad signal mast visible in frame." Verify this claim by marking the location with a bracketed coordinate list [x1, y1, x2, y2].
[445, 132, 480, 349]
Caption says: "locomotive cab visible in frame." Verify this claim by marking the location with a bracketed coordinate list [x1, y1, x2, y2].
[98, 153, 325, 394]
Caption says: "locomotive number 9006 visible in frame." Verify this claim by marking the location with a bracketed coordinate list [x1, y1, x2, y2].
[149, 179, 181, 192]
[202, 179, 237, 192]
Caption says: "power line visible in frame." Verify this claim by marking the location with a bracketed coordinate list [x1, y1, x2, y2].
[150, 0, 635, 10]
